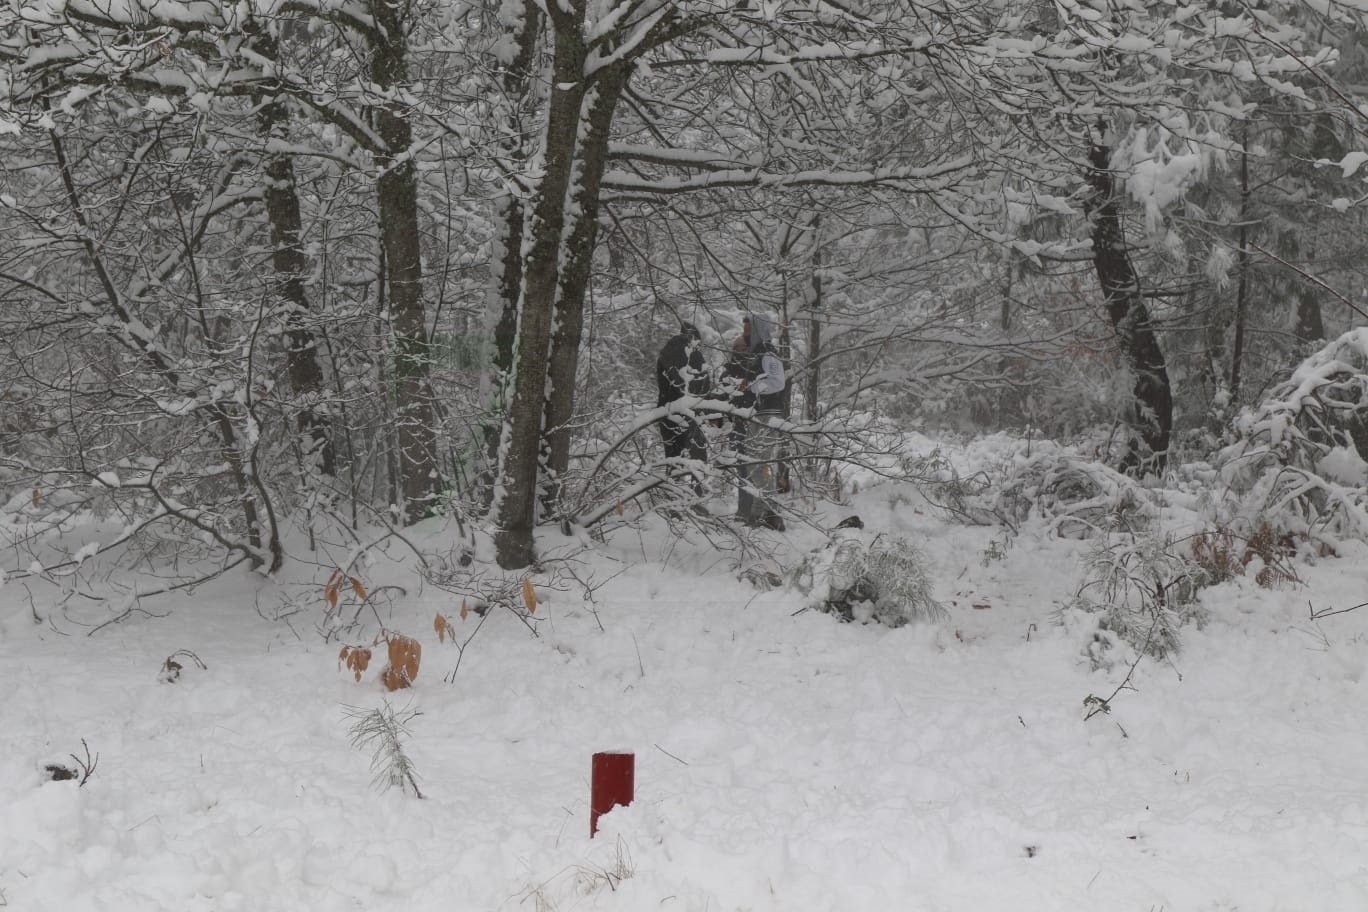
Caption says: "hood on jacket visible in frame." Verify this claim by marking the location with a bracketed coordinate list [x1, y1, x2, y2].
[748, 312, 776, 351]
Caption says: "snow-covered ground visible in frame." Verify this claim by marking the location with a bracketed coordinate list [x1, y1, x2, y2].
[4, 434, 1368, 911]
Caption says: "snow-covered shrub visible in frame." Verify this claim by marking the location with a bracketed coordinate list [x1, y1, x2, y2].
[900, 448, 994, 521]
[1074, 522, 1301, 664]
[995, 452, 1157, 538]
[1073, 530, 1209, 659]
[791, 529, 945, 627]
[1218, 328, 1368, 548]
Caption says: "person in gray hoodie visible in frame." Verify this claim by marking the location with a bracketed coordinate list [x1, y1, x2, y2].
[732, 312, 786, 530]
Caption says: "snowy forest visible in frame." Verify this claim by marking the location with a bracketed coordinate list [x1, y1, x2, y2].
[6, 0, 1368, 909]
[6, 0, 1368, 571]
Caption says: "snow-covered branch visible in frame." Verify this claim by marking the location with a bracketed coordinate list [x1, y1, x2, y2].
[602, 157, 976, 196]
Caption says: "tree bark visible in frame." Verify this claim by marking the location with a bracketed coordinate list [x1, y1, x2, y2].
[805, 217, 824, 424]
[258, 91, 335, 477]
[1229, 126, 1251, 403]
[540, 64, 630, 510]
[369, 0, 440, 524]
[1294, 286, 1325, 343]
[480, 0, 542, 496]
[1086, 141, 1173, 474]
[242, 18, 335, 477]
[494, 4, 589, 569]
[1285, 233, 1325, 344]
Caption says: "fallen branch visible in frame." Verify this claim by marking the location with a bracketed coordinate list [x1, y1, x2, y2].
[1309, 599, 1367, 621]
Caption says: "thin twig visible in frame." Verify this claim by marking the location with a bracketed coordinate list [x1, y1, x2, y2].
[86, 603, 172, 636]
[1084, 618, 1158, 720]
[1309, 599, 1367, 621]
[654, 743, 688, 765]
[166, 649, 208, 670]
[443, 609, 492, 683]
[69, 739, 99, 786]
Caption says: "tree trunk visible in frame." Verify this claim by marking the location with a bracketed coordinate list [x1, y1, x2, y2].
[805, 220, 824, 424]
[1086, 141, 1173, 474]
[481, 0, 543, 491]
[370, 0, 440, 524]
[258, 91, 335, 477]
[1295, 286, 1325, 343]
[540, 65, 630, 511]
[1229, 127, 1251, 403]
[1200, 285, 1229, 432]
[494, 5, 588, 569]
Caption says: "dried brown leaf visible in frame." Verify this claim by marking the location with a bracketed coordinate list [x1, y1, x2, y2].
[522, 579, 538, 615]
[385, 633, 421, 688]
[339, 645, 372, 683]
[380, 667, 406, 692]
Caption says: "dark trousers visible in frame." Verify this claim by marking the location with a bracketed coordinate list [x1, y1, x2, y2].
[661, 416, 707, 495]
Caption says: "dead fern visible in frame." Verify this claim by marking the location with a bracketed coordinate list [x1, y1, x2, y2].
[1190, 528, 1241, 583]
[1244, 524, 1302, 588]
[1188, 524, 1301, 589]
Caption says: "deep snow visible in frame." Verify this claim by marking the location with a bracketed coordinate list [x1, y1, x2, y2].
[4, 434, 1368, 912]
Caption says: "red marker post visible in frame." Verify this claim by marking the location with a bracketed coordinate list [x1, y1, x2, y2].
[590, 751, 634, 837]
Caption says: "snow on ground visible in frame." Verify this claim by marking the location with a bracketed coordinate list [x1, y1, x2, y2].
[3, 435, 1368, 911]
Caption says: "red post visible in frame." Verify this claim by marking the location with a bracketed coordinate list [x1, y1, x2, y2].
[590, 751, 634, 837]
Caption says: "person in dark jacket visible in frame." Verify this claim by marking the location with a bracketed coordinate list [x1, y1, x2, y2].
[733, 313, 786, 530]
[655, 322, 711, 495]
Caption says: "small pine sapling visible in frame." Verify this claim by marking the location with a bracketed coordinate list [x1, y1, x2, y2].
[344, 703, 423, 798]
